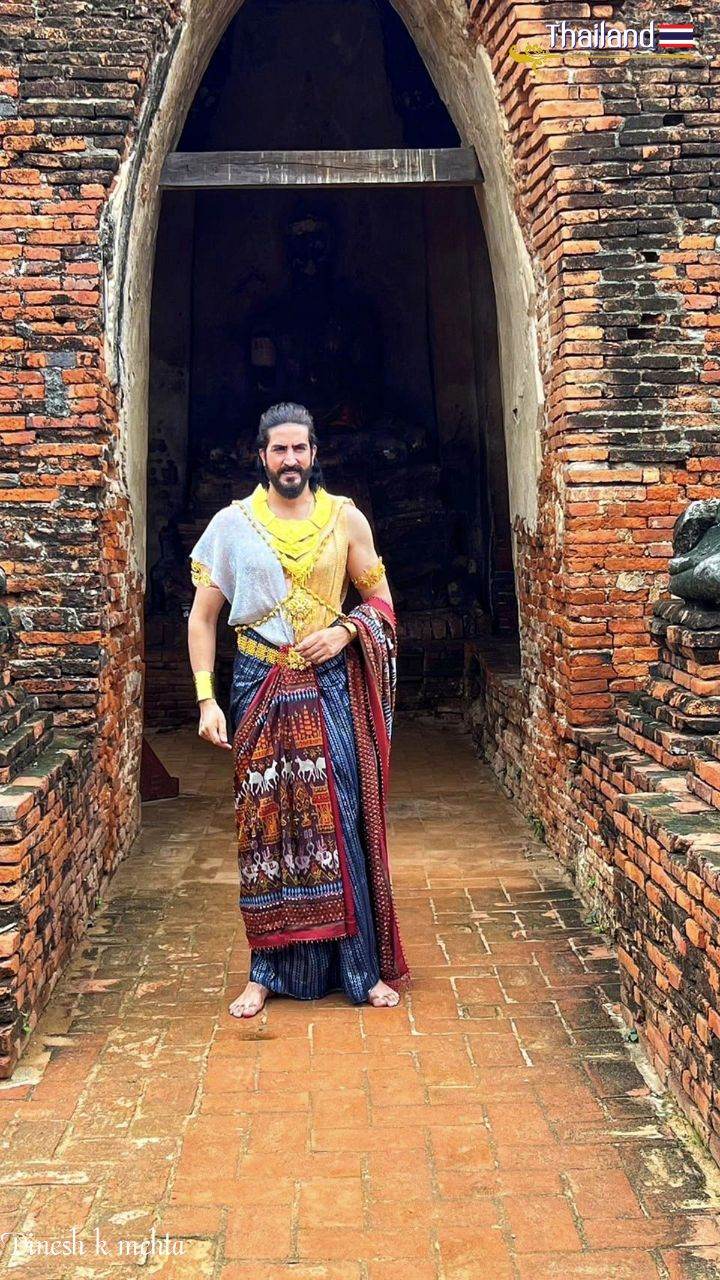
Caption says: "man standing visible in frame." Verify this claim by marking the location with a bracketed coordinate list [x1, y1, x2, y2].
[187, 403, 409, 1017]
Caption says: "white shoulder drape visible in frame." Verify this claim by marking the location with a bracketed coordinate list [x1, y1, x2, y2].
[188, 501, 294, 645]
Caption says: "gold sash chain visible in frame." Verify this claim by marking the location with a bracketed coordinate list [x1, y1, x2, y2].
[236, 629, 312, 669]
[235, 576, 342, 637]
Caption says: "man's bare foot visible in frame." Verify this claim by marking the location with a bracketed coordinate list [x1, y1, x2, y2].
[367, 979, 400, 1008]
[228, 980, 271, 1018]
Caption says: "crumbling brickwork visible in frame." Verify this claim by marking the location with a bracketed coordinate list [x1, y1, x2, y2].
[0, 1, 181, 1074]
[467, 0, 719, 841]
[1, 0, 720, 1158]
[0, 568, 98, 1076]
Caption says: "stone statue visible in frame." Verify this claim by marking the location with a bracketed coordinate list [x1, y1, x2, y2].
[668, 499, 720, 607]
[148, 520, 192, 616]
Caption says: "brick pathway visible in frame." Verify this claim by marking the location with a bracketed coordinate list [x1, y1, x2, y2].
[1, 721, 720, 1278]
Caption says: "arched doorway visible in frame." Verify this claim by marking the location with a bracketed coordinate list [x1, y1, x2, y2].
[103, 0, 546, 772]
[142, 0, 517, 729]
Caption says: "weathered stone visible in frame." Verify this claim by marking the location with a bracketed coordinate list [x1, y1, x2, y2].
[669, 502, 720, 608]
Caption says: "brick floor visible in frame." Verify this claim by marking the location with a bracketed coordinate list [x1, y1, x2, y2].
[1, 721, 720, 1278]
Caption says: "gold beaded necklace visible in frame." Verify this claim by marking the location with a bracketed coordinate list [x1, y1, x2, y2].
[233, 484, 344, 634]
[248, 483, 334, 582]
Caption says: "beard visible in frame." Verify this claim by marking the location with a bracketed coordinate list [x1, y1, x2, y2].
[265, 461, 313, 500]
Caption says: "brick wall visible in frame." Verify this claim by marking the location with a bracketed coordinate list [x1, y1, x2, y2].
[466, 0, 720, 1155]
[0, 1, 178, 1073]
[571, 724, 720, 1160]
[467, 0, 719, 857]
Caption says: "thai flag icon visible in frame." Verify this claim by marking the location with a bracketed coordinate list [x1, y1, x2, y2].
[657, 23, 695, 49]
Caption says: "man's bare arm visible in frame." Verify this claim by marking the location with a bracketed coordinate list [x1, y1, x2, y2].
[188, 584, 232, 749]
[346, 505, 393, 608]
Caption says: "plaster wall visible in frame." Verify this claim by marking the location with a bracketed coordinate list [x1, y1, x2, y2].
[147, 193, 195, 568]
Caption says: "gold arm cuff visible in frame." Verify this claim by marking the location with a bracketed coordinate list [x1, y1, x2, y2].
[194, 670, 216, 702]
[338, 619, 358, 641]
[191, 558, 215, 588]
[352, 557, 386, 593]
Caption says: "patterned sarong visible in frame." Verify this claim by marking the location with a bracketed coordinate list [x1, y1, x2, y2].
[231, 596, 410, 990]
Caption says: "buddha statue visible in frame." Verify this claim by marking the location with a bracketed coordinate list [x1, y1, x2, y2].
[247, 208, 383, 433]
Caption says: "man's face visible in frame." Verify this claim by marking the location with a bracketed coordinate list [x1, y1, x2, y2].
[260, 424, 317, 499]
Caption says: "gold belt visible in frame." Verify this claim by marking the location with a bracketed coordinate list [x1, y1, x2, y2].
[235, 628, 311, 669]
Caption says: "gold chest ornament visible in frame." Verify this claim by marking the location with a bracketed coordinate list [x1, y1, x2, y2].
[232, 485, 343, 642]
[230, 484, 384, 658]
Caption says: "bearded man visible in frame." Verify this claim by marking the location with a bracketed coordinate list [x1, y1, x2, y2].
[187, 402, 410, 1017]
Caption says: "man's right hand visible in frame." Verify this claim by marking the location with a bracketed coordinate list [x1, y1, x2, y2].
[198, 700, 232, 750]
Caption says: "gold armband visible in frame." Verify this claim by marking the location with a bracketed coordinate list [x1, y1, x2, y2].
[191, 558, 214, 588]
[194, 670, 216, 702]
[352, 557, 386, 593]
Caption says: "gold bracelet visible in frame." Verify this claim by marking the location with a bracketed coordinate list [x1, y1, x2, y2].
[352, 557, 385, 593]
[194, 670, 215, 702]
[338, 619, 358, 641]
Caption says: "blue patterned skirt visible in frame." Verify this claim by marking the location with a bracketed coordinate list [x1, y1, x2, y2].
[227, 633, 381, 1004]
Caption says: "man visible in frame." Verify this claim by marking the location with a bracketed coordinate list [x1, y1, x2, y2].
[187, 402, 410, 1017]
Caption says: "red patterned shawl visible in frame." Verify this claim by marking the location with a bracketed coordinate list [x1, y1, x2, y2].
[344, 596, 410, 990]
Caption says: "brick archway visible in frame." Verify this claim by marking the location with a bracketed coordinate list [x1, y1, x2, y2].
[104, 0, 549, 840]
[107, 0, 546, 584]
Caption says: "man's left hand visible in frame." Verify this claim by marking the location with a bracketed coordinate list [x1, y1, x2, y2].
[294, 625, 349, 664]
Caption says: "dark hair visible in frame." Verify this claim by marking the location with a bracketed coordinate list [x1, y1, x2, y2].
[255, 402, 324, 491]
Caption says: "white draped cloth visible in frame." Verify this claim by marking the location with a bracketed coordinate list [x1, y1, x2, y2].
[188, 500, 295, 645]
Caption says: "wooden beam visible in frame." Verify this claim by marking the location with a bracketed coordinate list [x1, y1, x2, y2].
[159, 148, 483, 190]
